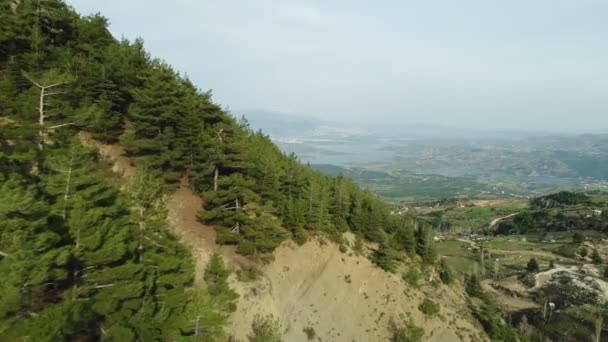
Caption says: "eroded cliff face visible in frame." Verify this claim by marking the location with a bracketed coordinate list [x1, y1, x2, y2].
[227, 234, 488, 342]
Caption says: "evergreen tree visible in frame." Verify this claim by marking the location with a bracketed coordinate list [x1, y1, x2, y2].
[393, 219, 416, 256]
[372, 231, 399, 272]
[591, 248, 603, 264]
[415, 223, 437, 264]
[526, 257, 539, 273]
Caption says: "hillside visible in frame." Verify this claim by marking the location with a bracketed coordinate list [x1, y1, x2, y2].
[7, 1, 606, 342]
[0, 1, 489, 341]
[227, 235, 485, 341]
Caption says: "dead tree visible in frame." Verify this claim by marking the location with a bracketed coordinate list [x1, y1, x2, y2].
[212, 128, 225, 192]
[23, 70, 74, 150]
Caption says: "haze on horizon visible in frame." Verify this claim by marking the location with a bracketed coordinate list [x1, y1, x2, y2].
[69, 0, 608, 133]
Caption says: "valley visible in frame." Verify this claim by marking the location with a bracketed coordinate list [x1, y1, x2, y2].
[246, 114, 608, 204]
[2, 1, 608, 342]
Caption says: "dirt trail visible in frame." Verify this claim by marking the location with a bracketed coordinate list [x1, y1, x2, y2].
[78, 132, 222, 282]
[80, 133, 488, 340]
[78, 132, 136, 177]
[166, 177, 217, 283]
[489, 213, 519, 228]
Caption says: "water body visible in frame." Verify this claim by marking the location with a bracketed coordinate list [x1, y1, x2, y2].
[275, 139, 396, 165]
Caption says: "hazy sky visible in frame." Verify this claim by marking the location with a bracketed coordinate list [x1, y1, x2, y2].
[69, 0, 608, 133]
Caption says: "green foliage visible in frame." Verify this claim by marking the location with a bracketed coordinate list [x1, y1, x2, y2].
[591, 248, 602, 264]
[439, 258, 453, 284]
[465, 273, 485, 299]
[248, 314, 283, 342]
[339, 242, 348, 253]
[204, 254, 238, 312]
[0, 1, 418, 339]
[402, 269, 421, 288]
[237, 266, 261, 282]
[580, 246, 588, 258]
[572, 231, 585, 244]
[473, 298, 520, 342]
[415, 223, 437, 264]
[389, 316, 424, 342]
[393, 219, 416, 256]
[372, 231, 399, 272]
[527, 257, 540, 273]
[302, 326, 316, 340]
[530, 191, 591, 209]
[419, 298, 440, 316]
[353, 234, 364, 255]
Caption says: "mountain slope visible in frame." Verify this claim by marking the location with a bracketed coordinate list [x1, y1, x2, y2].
[1, 1, 486, 340]
[228, 235, 487, 341]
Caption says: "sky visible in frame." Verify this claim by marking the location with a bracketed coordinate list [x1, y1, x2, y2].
[68, 0, 608, 133]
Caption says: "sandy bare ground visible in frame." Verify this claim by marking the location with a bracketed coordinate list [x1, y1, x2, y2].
[78, 132, 136, 177]
[481, 277, 540, 311]
[80, 133, 488, 341]
[228, 236, 488, 342]
[166, 177, 217, 284]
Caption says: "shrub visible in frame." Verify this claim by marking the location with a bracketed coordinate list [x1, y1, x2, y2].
[555, 244, 577, 258]
[293, 226, 308, 245]
[419, 298, 440, 316]
[526, 258, 539, 273]
[339, 243, 348, 253]
[248, 314, 282, 342]
[465, 273, 485, 299]
[237, 266, 260, 282]
[353, 235, 364, 255]
[579, 246, 588, 258]
[403, 269, 421, 288]
[389, 317, 424, 342]
[439, 259, 453, 284]
[302, 326, 316, 340]
[572, 232, 584, 244]
[591, 248, 603, 264]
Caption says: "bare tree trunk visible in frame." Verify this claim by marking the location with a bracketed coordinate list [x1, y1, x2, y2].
[194, 314, 201, 342]
[232, 198, 241, 234]
[24, 74, 70, 151]
[61, 151, 75, 220]
[213, 166, 219, 192]
[595, 316, 602, 342]
[480, 248, 485, 276]
[35, 0, 41, 65]
[138, 207, 145, 262]
[38, 85, 45, 150]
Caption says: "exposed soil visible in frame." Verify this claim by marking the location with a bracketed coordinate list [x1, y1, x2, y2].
[489, 213, 519, 228]
[80, 133, 488, 341]
[228, 234, 488, 342]
[78, 132, 136, 177]
[166, 177, 217, 284]
[481, 277, 540, 311]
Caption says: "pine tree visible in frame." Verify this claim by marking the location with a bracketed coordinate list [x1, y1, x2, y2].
[415, 223, 437, 264]
[591, 248, 603, 264]
[372, 231, 398, 272]
[393, 219, 416, 256]
[526, 258, 539, 273]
